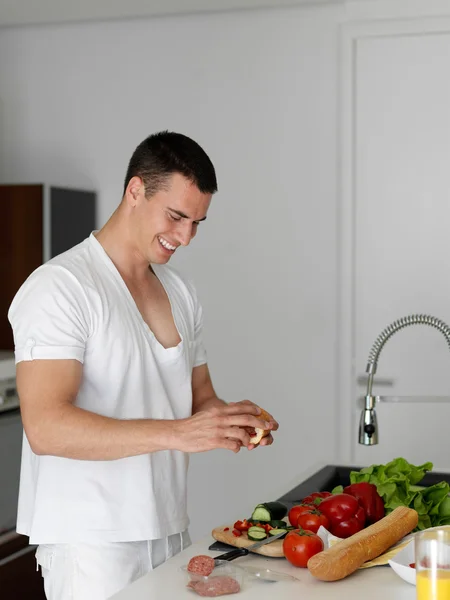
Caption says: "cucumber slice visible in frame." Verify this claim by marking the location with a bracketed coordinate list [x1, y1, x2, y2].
[251, 506, 271, 522]
[269, 528, 288, 538]
[247, 526, 267, 541]
[251, 502, 287, 522]
[269, 520, 288, 528]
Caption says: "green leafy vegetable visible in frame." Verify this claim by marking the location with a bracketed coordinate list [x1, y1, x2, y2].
[346, 458, 450, 530]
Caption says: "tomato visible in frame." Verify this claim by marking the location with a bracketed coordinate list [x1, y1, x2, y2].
[302, 491, 333, 506]
[288, 504, 315, 526]
[283, 528, 324, 568]
[296, 509, 330, 534]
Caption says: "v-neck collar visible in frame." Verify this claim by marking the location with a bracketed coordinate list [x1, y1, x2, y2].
[88, 233, 183, 352]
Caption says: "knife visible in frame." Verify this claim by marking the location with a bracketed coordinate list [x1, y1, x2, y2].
[213, 530, 286, 563]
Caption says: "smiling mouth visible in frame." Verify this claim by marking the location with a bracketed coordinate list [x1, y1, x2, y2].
[158, 236, 177, 252]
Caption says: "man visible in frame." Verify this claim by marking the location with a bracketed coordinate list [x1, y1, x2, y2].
[8, 131, 278, 600]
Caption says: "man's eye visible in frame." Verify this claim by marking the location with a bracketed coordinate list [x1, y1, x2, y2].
[168, 213, 181, 222]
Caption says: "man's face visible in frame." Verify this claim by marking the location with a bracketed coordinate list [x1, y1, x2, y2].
[128, 173, 212, 265]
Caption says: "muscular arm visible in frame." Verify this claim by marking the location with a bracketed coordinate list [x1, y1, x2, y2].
[17, 360, 269, 460]
[16, 359, 180, 460]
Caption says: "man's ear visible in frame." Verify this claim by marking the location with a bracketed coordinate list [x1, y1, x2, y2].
[125, 176, 145, 207]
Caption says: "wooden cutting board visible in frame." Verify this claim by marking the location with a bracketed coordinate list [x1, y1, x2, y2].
[211, 525, 285, 558]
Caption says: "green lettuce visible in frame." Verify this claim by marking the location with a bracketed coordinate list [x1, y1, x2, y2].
[348, 458, 450, 530]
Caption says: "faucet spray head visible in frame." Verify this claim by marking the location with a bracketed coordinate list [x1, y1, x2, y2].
[358, 395, 378, 445]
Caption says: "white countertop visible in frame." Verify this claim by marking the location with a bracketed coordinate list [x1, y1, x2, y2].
[109, 533, 416, 600]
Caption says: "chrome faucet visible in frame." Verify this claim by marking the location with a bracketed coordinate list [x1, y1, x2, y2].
[358, 314, 450, 445]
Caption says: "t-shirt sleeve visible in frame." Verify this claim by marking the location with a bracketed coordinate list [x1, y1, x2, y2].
[186, 279, 207, 368]
[8, 265, 90, 364]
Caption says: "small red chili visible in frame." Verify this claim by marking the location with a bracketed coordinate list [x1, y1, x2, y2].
[224, 527, 230, 531]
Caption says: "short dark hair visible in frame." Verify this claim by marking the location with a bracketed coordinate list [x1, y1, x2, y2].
[123, 130, 218, 198]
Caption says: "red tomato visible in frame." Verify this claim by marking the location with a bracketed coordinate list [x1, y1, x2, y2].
[282, 528, 324, 568]
[296, 510, 330, 534]
[302, 491, 332, 506]
[288, 504, 315, 526]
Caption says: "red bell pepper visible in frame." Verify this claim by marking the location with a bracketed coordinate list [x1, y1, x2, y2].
[343, 482, 385, 525]
[233, 519, 252, 532]
[318, 493, 366, 538]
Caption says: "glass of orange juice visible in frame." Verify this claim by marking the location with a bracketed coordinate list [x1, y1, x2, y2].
[415, 527, 450, 600]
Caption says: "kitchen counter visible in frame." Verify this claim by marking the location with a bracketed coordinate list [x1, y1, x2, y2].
[109, 532, 415, 599]
[110, 461, 428, 600]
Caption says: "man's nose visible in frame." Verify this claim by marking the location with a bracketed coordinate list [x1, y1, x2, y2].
[176, 222, 193, 246]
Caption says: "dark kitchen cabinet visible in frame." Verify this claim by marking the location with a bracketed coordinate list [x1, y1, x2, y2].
[0, 184, 97, 351]
[0, 532, 46, 599]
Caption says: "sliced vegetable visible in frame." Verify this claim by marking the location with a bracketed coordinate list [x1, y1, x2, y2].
[247, 526, 267, 541]
[251, 502, 287, 522]
[270, 520, 289, 528]
[269, 528, 288, 537]
[233, 519, 252, 532]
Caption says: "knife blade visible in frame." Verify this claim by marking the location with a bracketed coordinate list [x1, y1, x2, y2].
[214, 530, 286, 563]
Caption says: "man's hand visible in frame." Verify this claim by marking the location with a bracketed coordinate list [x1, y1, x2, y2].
[229, 400, 279, 450]
[172, 402, 271, 454]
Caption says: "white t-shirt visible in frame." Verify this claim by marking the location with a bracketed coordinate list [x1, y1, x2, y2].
[8, 233, 207, 544]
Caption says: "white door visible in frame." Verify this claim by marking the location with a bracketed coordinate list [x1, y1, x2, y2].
[339, 18, 450, 471]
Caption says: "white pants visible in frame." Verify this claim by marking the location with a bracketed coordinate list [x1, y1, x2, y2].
[36, 531, 191, 600]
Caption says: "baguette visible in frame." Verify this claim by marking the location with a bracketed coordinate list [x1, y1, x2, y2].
[307, 506, 418, 581]
[245, 407, 273, 445]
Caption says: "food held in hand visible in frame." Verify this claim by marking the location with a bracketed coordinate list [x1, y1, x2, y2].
[188, 575, 241, 597]
[187, 555, 216, 576]
[282, 528, 324, 568]
[244, 407, 273, 445]
[318, 493, 366, 538]
[307, 506, 419, 581]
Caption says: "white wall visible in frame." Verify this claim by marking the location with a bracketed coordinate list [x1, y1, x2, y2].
[0, 0, 337, 27]
[0, 4, 341, 541]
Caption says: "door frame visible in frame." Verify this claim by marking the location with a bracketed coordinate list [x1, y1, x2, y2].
[337, 13, 450, 464]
